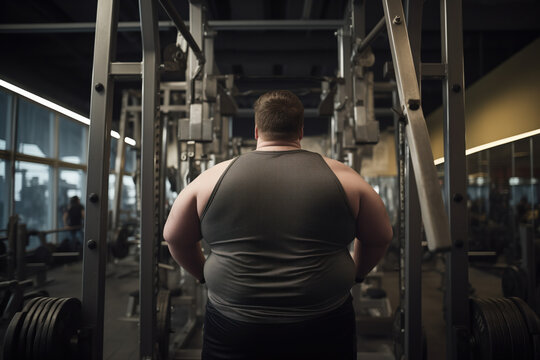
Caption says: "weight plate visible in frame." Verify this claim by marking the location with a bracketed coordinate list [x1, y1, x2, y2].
[22, 296, 44, 312]
[502, 266, 528, 301]
[33, 297, 62, 360]
[489, 298, 521, 360]
[3, 311, 27, 360]
[484, 298, 521, 359]
[46, 297, 81, 359]
[18, 297, 47, 358]
[26, 297, 55, 360]
[479, 299, 507, 360]
[157, 289, 171, 360]
[41, 298, 68, 360]
[505, 298, 533, 360]
[509, 297, 540, 358]
[471, 298, 495, 360]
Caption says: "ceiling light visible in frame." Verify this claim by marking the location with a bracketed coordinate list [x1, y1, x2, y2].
[0, 78, 90, 125]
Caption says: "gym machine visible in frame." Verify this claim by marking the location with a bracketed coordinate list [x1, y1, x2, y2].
[3, 0, 540, 359]
[334, 0, 540, 359]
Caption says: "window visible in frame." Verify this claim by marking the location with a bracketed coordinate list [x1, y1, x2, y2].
[110, 137, 117, 171]
[124, 145, 137, 173]
[14, 162, 53, 248]
[0, 90, 12, 150]
[0, 159, 10, 229]
[120, 175, 137, 222]
[58, 168, 86, 229]
[16, 99, 54, 157]
[58, 117, 88, 164]
[108, 174, 116, 211]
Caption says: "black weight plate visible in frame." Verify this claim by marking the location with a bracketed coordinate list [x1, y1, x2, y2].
[504, 298, 533, 360]
[42, 298, 68, 360]
[157, 290, 171, 360]
[487, 298, 516, 359]
[41, 298, 67, 360]
[502, 266, 528, 301]
[472, 298, 502, 360]
[489, 298, 522, 360]
[22, 296, 44, 312]
[509, 297, 540, 334]
[479, 299, 507, 360]
[510, 297, 540, 358]
[33, 297, 62, 360]
[3, 311, 27, 360]
[471, 298, 494, 360]
[46, 297, 81, 359]
[18, 297, 47, 358]
[26, 297, 55, 360]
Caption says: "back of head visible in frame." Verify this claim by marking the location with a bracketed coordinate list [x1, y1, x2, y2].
[70, 196, 80, 207]
[254, 90, 304, 141]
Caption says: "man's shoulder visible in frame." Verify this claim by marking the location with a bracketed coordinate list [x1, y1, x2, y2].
[320, 156, 360, 176]
[189, 158, 236, 191]
[319, 155, 368, 191]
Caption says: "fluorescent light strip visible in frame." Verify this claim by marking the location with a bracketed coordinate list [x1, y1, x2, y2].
[433, 128, 540, 165]
[124, 137, 136, 146]
[110, 130, 120, 139]
[0, 78, 90, 125]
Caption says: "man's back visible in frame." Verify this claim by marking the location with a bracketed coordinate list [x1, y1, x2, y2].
[200, 150, 356, 322]
[163, 90, 392, 359]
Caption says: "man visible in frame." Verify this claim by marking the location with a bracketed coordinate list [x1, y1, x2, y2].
[63, 195, 85, 252]
[164, 90, 392, 359]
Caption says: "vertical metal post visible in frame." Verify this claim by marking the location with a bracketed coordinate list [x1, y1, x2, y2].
[139, 0, 160, 357]
[404, 140, 422, 360]
[441, 0, 469, 358]
[187, 0, 204, 106]
[8, 95, 17, 217]
[334, 26, 351, 159]
[403, 1, 423, 358]
[81, 0, 118, 358]
[112, 92, 129, 230]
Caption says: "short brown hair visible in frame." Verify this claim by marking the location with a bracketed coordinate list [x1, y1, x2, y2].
[254, 90, 304, 140]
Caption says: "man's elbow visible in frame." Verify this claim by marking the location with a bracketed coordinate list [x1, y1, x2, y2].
[162, 222, 174, 245]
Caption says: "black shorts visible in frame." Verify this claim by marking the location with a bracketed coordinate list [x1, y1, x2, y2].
[202, 296, 357, 360]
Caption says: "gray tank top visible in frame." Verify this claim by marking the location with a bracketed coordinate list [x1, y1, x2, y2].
[200, 149, 356, 323]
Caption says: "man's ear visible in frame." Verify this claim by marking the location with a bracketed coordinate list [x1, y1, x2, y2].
[299, 127, 304, 141]
[255, 125, 259, 140]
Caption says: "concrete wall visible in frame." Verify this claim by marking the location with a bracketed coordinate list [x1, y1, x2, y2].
[427, 37, 540, 160]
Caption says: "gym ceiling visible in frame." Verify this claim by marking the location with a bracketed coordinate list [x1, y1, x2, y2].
[0, 0, 539, 136]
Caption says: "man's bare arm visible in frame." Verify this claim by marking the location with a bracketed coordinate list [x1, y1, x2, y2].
[163, 184, 206, 282]
[353, 181, 393, 280]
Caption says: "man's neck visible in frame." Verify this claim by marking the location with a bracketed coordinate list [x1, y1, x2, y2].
[256, 138, 301, 151]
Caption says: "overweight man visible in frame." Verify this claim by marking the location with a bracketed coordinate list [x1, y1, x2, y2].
[163, 90, 393, 359]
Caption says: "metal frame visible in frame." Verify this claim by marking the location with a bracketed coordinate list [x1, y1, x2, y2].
[402, 1, 424, 358]
[441, 0, 469, 358]
[0, 20, 344, 33]
[111, 92, 128, 230]
[83, 0, 207, 358]
[138, 0, 161, 357]
[81, 0, 119, 358]
[382, 0, 451, 253]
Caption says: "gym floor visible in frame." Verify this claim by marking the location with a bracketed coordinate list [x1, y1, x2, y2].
[32, 255, 503, 360]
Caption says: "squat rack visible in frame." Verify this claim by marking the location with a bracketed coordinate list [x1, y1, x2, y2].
[82, 1, 466, 360]
[339, 0, 467, 358]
